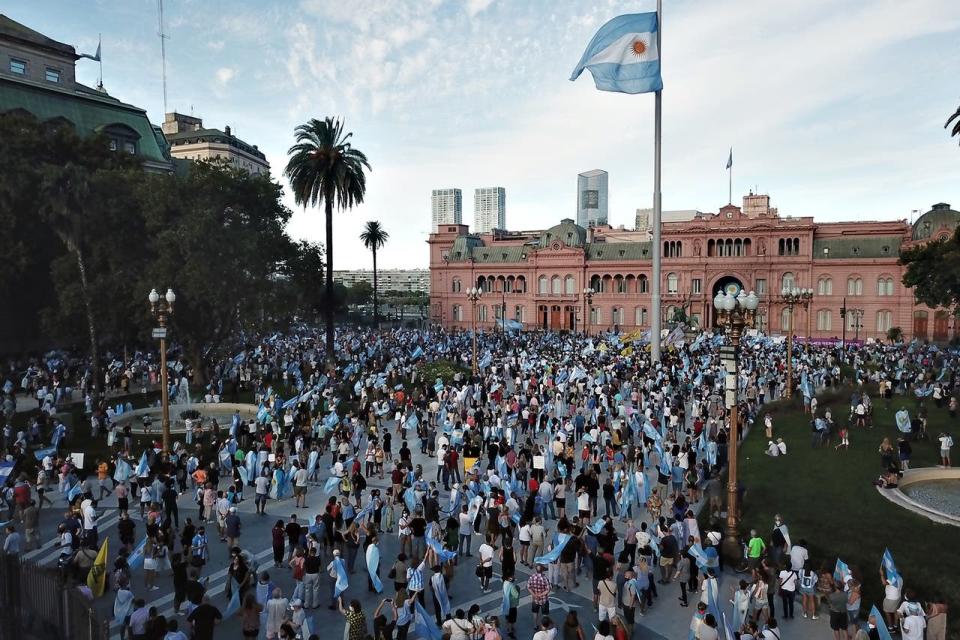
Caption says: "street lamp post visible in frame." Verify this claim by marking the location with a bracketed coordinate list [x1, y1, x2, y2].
[780, 287, 813, 399]
[582, 287, 595, 336]
[713, 289, 760, 564]
[148, 287, 176, 454]
[852, 308, 864, 342]
[467, 287, 482, 375]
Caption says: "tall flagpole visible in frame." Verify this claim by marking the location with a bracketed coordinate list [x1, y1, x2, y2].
[650, 0, 663, 363]
[728, 148, 732, 205]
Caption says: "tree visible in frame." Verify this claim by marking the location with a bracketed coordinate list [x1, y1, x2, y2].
[887, 326, 903, 343]
[947, 104, 960, 144]
[284, 117, 370, 359]
[345, 281, 373, 307]
[899, 227, 960, 309]
[139, 160, 295, 380]
[359, 221, 389, 325]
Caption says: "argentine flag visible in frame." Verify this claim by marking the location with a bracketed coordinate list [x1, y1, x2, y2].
[570, 13, 662, 95]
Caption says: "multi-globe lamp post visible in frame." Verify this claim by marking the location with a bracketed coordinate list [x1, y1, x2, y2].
[781, 287, 813, 399]
[148, 287, 176, 454]
[466, 286, 482, 375]
[712, 288, 760, 563]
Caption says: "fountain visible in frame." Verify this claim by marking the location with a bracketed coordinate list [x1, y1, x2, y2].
[878, 467, 960, 526]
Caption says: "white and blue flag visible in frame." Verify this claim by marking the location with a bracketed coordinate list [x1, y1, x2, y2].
[570, 13, 662, 95]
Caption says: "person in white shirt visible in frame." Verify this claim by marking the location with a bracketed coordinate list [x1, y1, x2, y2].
[765, 441, 780, 457]
[901, 613, 925, 640]
[938, 432, 953, 467]
[788, 539, 809, 572]
[518, 522, 532, 565]
[532, 616, 558, 640]
[477, 539, 495, 592]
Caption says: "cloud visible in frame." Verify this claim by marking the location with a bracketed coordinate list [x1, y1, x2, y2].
[466, 0, 494, 18]
[207, 40, 225, 51]
[215, 67, 236, 86]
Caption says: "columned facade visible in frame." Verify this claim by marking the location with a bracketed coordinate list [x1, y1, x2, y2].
[428, 197, 960, 342]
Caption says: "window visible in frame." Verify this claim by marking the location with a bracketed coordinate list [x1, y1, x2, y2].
[9, 59, 26, 75]
[635, 307, 647, 326]
[451, 278, 461, 293]
[877, 310, 892, 332]
[612, 307, 624, 325]
[877, 277, 894, 296]
[564, 275, 576, 295]
[846, 277, 863, 296]
[538, 276, 548, 294]
[755, 278, 767, 295]
[615, 275, 626, 293]
[514, 305, 524, 322]
[781, 272, 795, 291]
[452, 304, 462, 321]
[590, 307, 600, 325]
[691, 278, 702, 294]
[846, 311, 860, 331]
[817, 277, 832, 296]
[639, 275, 649, 293]
[781, 308, 793, 332]
[817, 309, 832, 331]
[666, 273, 678, 293]
[551, 276, 561, 295]
[478, 305, 488, 322]
[43, 67, 59, 82]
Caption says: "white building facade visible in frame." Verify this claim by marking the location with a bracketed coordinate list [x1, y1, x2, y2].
[431, 188, 462, 232]
[473, 187, 506, 233]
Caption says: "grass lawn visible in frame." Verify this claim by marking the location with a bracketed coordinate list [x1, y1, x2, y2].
[739, 385, 959, 634]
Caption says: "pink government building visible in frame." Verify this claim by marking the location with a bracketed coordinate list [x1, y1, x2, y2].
[427, 194, 960, 342]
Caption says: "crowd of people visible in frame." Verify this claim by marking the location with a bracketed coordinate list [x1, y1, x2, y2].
[0, 326, 955, 640]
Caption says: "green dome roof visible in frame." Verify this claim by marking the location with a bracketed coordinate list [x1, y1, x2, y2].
[912, 203, 960, 241]
[539, 218, 587, 249]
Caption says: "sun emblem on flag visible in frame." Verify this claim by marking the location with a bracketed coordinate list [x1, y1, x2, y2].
[631, 39, 647, 57]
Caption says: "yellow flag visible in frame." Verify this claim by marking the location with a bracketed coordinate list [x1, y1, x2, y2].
[87, 537, 109, 597]
[620, 346, 634, 357]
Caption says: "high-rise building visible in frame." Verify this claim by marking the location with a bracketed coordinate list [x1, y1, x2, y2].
[333, 269, 430, 294]
[162, 112, 270, 176]
[473, 187, 506, 233]
[432, 188, 462, 232]
[577, 169, 608, 227]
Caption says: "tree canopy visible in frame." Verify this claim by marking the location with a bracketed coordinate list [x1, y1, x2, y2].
[0, 112, 324, 382]
[899, 227, 960, 310]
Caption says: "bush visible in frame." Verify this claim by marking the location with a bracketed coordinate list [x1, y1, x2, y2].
[419, 359, 469, 385]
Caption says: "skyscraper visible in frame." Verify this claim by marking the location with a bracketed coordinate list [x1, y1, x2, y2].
[473, 187, 506, 233]
[577, 169, 608, 227]
[432, 188, 462, 232]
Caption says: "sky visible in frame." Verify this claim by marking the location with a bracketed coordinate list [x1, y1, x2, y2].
[9, 0, 960, 269]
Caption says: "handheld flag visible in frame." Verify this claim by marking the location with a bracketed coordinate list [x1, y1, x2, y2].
[87, 538, 109, 597]
[570, 13, 662, 94]
[223, 578, 241, 617]
[882, 549, 903, 589]
[366, 543, 383, 593]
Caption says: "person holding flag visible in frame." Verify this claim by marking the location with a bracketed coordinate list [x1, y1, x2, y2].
[86, 537, 108, 598]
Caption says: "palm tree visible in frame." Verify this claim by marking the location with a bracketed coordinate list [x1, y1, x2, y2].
[948, 104, 960, 144]
[359, 221, 389, 326]
[284, 117, 370, 357]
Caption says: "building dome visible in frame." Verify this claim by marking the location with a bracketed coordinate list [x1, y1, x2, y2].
[539, 218, 587, 249]
[912, 203, 960, 241]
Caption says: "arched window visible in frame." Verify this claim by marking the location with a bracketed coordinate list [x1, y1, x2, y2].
[781, 272, 795, 291]
[734, 239, 743, 257]
[846, 276, 863, 296]
[476, 276, 486, 291]
[564, 275, 576, 294]
[452, 278, 462, 293]
[638, 275, 649, 293]
[452, 304, 462, 321]
[666, 273, 678, 293]
[515, 276, 526, 293]
[876, 310, 892, 332]
[877, 277, 894, 296]
[817, 309, 832, 331]
[615, 275, 626, 293]
[538, 275, 548, 294]
[590, 275, 601, 292]
[781, 307, 792, 332]
[707, 239, 715, 257]
[478, 305, 488, 322]
[676, 241, 682, 257]
[484, 276, 494, 293]
[817, 277, 832, 296]
[551, 275, 561, 294]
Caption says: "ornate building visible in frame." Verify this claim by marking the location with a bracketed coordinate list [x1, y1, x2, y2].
[428, 194, 960, 342]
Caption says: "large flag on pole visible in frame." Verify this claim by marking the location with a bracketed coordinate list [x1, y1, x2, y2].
[726, 148, 733, 170]
[570, 13, 662, 95]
